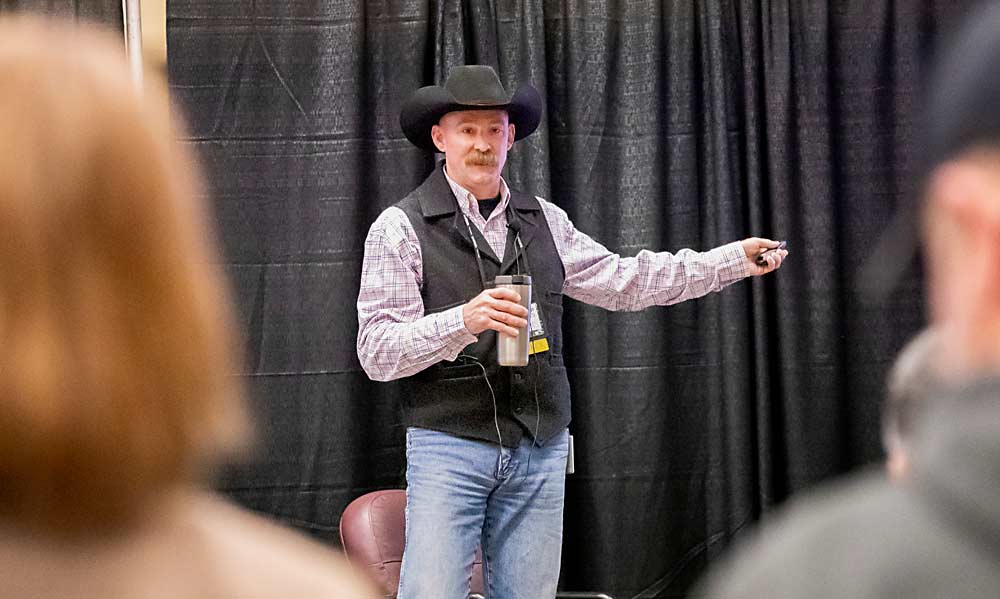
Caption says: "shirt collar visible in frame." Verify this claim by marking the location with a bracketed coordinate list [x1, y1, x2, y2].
[443, 166, 511, 220]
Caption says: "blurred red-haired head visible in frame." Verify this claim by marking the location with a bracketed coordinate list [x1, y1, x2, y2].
[0, 17, 249, 537]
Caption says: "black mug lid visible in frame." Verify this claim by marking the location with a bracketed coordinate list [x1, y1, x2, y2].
[493, 275, 531, 286]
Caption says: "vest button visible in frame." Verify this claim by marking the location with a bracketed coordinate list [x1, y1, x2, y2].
[513, 372, 523, 383]
[513, 405, 524, 414]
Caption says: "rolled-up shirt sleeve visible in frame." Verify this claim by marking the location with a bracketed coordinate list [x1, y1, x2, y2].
[538, 199, 750, 311]
[356, 207, 477, 381]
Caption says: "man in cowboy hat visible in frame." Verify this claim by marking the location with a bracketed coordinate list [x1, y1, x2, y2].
[357, 64, 787, 598]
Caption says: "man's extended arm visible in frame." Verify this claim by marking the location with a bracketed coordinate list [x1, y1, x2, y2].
[538, 199, 758, 311]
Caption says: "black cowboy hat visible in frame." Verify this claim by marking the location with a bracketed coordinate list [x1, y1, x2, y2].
[399, 65, 542, 152]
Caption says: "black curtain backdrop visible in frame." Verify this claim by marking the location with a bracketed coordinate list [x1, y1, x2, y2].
[0, 0, 122, 25]
[168, 1, 972, 597]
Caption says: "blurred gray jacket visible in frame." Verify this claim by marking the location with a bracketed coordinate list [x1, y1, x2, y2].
[698, 378, 1000, 598]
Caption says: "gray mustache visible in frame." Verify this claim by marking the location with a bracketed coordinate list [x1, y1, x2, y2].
[465, 151, 498, 167]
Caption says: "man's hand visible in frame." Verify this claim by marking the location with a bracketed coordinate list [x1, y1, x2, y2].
[462, 287, 529, 337]
[741, 237, 789, 276]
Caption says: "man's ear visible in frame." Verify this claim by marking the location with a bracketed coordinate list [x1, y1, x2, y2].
[931, 160, 1000, 231]
[507, 122, 515, 150]
[431, 124, 446, 152]
[929, 161, 981, 228]
[931, 160, 1000, 282]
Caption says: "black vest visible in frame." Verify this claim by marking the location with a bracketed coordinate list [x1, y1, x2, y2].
[394, 166, 571, 447]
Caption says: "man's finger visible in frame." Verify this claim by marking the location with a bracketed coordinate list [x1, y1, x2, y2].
[493, 300, 529, 317]
[748, 236, 776, 249]
[768, 251, 786, 269]
[489, 308, 527, 329]
[489, 320, 522, 338]
[487, 287, 521, 303]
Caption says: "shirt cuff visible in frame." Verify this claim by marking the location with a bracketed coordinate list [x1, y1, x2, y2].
[709, 241, 751, 283]
[438, 304, 478, 351]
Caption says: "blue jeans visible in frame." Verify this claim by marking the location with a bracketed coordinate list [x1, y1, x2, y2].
[397, 427, 570, 599]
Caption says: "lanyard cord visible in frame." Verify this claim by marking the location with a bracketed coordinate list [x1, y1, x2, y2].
[506, 205, 531, 277]
[512, 228, 530, 277]
[461, 212, 490, 290]
[461, 204, 533, 290]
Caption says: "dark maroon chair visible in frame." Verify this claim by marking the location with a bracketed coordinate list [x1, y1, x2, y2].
[339, 489, 485, 597]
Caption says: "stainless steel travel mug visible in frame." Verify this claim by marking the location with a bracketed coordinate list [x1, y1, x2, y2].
[494, 274, 531, 366]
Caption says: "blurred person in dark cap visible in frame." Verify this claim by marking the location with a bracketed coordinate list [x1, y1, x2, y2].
[697, 2, 1000, 597]
[357, 64, 787, 597]
[0, 16, 375, 599]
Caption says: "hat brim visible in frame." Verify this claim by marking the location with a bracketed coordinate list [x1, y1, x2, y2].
[400, 84, 542, 152]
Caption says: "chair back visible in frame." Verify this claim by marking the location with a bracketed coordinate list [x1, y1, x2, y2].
[339, 489, 484, 596]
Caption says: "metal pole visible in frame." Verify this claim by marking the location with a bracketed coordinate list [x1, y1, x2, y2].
[122, 0, 144, 90]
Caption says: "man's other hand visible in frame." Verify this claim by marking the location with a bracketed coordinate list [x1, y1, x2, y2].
[742, 237, 789, 276]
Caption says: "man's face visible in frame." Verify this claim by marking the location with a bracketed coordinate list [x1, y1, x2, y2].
[431, 109, 515, 198]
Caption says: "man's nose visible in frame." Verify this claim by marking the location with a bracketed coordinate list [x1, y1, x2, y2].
[473, 134, 491, 151]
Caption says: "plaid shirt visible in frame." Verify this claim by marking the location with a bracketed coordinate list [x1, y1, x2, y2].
[357, 170, 750, 381]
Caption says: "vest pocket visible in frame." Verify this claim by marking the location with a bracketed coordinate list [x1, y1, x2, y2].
[432, 363, 487, 379]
